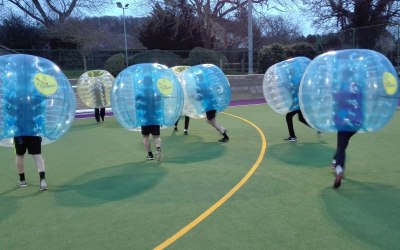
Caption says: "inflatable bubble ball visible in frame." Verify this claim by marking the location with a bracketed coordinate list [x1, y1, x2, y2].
[77, 70, 114, 108]
[179, 64, 231, 119]
[0, 54, 76, 146]
[263, 57, 311, 114]
[171, 66, 192, 117]
[299, 49, 399, 132]
[111, 63, 184, 131]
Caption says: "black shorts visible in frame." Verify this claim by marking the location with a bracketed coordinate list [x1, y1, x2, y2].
[141, 125, 160, 136]
[14, 136, 42, 155]
[206, 110, 217, 120]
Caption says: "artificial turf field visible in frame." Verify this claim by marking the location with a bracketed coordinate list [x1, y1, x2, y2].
[1, 103, 399, 249]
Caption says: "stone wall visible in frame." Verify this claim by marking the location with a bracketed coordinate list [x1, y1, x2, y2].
[70, 74, 265, 110]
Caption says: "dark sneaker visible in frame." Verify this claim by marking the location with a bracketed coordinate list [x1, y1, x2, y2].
[156, 149, 163, 162]
[284, 136, 297, 142]
[173, 126, 178, 131]
[40, 179, 48, 191]
[147, 155, 154, 160]
[18, 180, 27, 188]
[184, 131, 188, 135]
[218, 137, 229, 142]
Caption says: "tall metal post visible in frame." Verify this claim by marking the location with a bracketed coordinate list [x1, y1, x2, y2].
[117, 2, 129, 67]
[248, 0, 253, 74]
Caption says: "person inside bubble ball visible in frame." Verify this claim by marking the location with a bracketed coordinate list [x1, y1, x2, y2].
[174, 116, 190, 135]
[331, 80, 362, 189]
[12, 94, 48, 191]
[136, 76, 164, 161]
[283, 63, 320, 142]
[93, 81, 107, 123]
[205, 110, 229, 142]
[284, 109, 318, 142]
[195, 80, 229, 142]
[14, 136, 48, 191]
[94, 107, 106, 123]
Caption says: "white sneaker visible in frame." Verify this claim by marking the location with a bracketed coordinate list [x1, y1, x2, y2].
[18, 180, 27, 188]
[40, 179, 48, 191]
[333, 166, 344, 189]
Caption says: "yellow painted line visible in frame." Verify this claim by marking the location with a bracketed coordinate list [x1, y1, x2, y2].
[154, 112, 267, 250]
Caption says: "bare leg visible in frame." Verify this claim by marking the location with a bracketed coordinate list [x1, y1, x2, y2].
[33, 154, 45, 173]
[16, 155, 25, 174]
[207, 118, 225, 134]
[143, 135, 151, 152]
[16, 155, 27, 187]
[153, 135, 161, 148]
[207, 118, 229, 142]
[32, 154, 47, 190]
[153, 135, 163, 161]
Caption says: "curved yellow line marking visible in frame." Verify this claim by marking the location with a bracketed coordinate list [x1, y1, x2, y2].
[154, 112, 267, 250]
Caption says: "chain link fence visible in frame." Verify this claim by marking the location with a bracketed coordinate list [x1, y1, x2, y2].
[315, 24, 400, 70]
[2, 24, 400, 76]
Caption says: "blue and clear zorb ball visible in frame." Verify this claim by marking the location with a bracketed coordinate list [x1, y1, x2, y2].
[111, 63, 184, 131]
[263, 57, 311, 114]
[77, 70, 114, 108]
[299, 49, 399, 132]
[171, 66, 191, 116]
[179, 64, 231, 119]
[0, 54, 76, 146]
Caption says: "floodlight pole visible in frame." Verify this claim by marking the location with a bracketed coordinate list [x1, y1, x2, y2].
[117, 2, 129, 68]
[247, 0, 253, 74]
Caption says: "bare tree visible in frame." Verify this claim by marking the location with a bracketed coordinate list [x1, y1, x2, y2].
[47, 18, 111, 71]
[132, 0, 295, 49]
[300, 0, 400, 48]
[300, 0, 400, 31]
[257, 15, 303, 45]
[1, 0, 112, 28]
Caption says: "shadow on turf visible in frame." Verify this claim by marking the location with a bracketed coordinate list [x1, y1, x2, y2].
[0, 186, 52, 222]
[52, 162, 166, 207]
[267, 142, 334, 168]
[321, 180, 400, 248]
[161, 133, 226, 164]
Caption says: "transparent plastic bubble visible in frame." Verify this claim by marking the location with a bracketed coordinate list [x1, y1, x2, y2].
[171, 66, 191, 117]
[0, 54, 76, 146]
[111, 63, 184, 131]
[299, 49, 399, 132]
[179, 64, 231, 119]
[77, 70, 114, 108]
[263, 57, 311, 114]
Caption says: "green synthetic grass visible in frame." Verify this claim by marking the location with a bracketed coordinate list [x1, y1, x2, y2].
[1, 104, 399, 249]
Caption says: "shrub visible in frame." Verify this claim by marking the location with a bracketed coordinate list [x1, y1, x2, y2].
[185, 47, 228, 67]
[104, 53, 125, 77]
[286, 42, 318, 59]
[258, 44, 287, 73]
[131, 49, 182, 67]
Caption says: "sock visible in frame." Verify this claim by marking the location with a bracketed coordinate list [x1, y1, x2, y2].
[19, 173, 25, 181]
[39, 171, 45, 180]
[336, 165, 343, 174]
